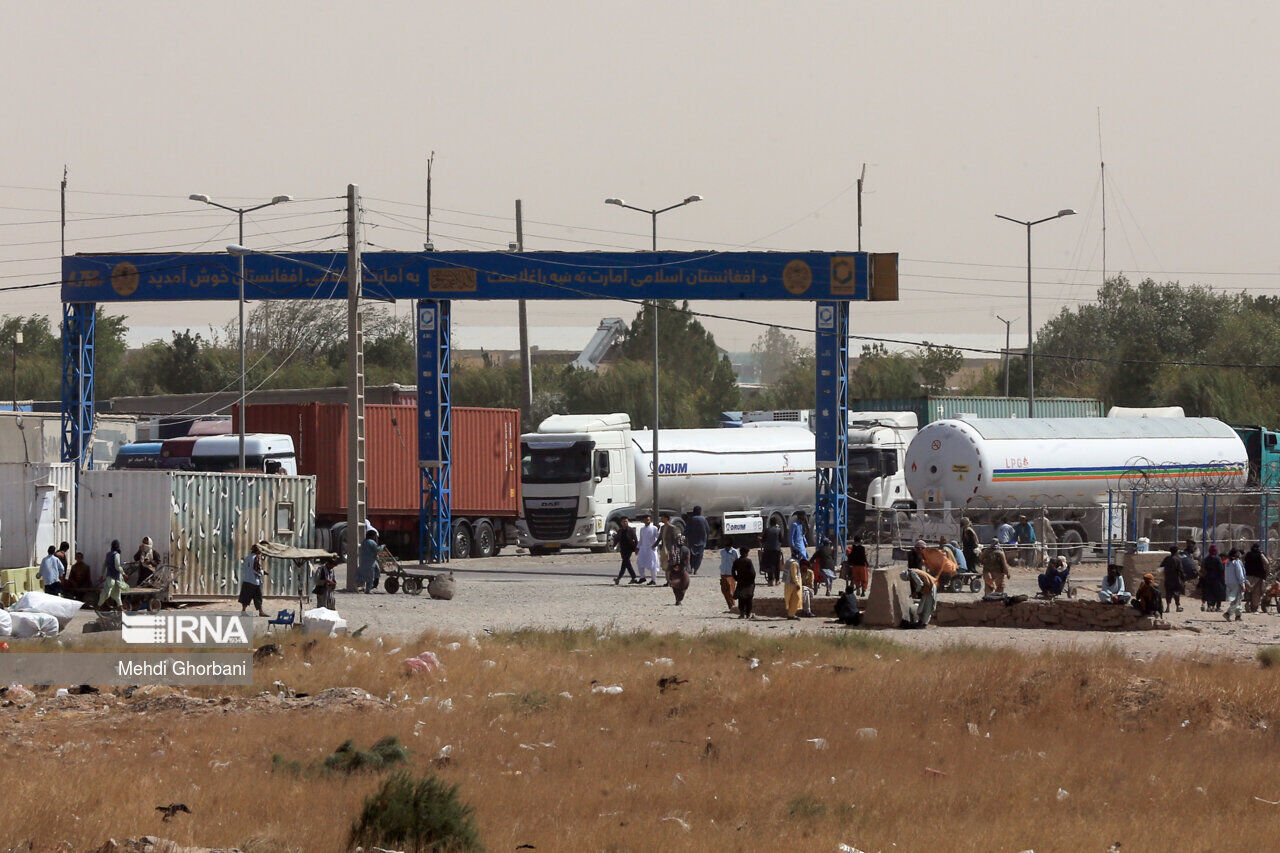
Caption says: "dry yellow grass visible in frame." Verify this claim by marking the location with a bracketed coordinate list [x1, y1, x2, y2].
[4, 629, 1280, 852]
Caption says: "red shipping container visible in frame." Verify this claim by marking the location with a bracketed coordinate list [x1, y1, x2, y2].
[238, 403, 520, 520]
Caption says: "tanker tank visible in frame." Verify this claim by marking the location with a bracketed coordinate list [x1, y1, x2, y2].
[905, 417, 1248, 508]
[629, 427, 816, 516]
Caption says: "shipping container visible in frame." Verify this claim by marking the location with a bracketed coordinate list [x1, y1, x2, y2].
[848, 396, 1103, 425]
[238, 403, 520, 558]
[0, 462, 75, 568]
[78, 470, 316, 596]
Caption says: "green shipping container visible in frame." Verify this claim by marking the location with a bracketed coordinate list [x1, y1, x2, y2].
[849, 396, 1103, 425]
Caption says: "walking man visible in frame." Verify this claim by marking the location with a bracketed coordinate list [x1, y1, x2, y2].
[1243, 542, 1270, 613]
[39, 545, 65, 596]
[718, 543, 739, 612]
[761, 518, 784, 586]
[238, 542, 268, 617]
[98, 540, 127, 610]
[614, 517, 639, 585]
[636, 514, 660, 586]
[685, 506, 709, 575]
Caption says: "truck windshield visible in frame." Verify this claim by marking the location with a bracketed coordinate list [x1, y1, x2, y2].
[522, 441, 595, 484]
[848, 449, 883, 474]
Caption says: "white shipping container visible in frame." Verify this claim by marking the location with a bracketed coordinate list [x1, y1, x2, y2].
[0, 462, 74, 568]
[78, 470, 316, 595]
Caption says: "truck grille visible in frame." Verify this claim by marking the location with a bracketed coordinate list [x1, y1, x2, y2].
[526, 508, 577, 540]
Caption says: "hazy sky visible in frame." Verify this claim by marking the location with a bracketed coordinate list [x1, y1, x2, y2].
[4, 2, 1278, 358]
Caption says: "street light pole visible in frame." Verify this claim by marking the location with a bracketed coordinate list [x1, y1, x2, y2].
[604, 195, 702, 520]
[994, 209, 1075, 418]
[189, 193, 292, 468]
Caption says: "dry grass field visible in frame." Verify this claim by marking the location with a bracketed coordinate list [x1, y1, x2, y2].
[4, 629, 1280, 852]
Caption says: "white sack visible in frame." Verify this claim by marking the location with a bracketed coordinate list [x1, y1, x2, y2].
[9, 611, 59, 638]
[12, 591, 83, 629]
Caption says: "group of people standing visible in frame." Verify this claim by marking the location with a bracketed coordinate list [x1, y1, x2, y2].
[35, 537, 158, 611]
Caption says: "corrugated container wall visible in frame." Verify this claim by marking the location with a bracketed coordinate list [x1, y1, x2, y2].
[850, 396, 1103, 424]
[0, 463, 75, 568]
[78, 470, 315, 596]
[240, 404, 520, 518]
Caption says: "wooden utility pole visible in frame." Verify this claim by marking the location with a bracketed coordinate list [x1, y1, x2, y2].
[345, 184, 367, 591]
[516, 200, 532, 422]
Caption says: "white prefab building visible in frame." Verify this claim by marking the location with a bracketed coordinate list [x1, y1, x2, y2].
[0, 462, 74, 568]
[77, 469, 316, 595]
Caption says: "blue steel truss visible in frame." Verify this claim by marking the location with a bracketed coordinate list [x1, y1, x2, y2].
[815, 300, 849, 549]
[419, 300, 452, 563]
[60, 303, 95, 466]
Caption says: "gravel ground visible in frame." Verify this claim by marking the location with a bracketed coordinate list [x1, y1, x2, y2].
[313, 550, 1280, 663]
[44, 549, 1280, 663]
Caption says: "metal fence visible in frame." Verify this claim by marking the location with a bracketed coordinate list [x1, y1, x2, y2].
[879, 488, 1280, 567]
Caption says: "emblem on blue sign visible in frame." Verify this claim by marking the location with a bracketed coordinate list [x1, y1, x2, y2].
[418, 307, 436, 331]
[817, 305, 834, 329]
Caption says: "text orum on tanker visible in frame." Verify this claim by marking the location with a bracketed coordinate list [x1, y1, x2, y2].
[650, 462, 690, 475]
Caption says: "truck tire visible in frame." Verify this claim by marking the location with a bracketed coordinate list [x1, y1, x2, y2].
[1057, 529, 1085, 563]
[472, 520, 496, 558]
[602, 521, 620, 553]
[451, 522, 472, 560]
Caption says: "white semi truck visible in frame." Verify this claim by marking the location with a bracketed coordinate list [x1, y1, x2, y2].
[517, 413, 816, 552]
[900, 416, 1249, 560]
[740, 409, 918, 532]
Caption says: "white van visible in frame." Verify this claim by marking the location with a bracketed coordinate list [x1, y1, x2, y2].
[190, 433, 298, 475]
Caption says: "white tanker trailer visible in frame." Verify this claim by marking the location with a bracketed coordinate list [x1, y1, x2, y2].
[517, 413, 816, 552]
[901, 417, 1248, 560]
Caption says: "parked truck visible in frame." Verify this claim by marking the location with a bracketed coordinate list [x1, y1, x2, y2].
[518, 413, 815, 552]
[901, 416, 1250, 561]
[740, 408, 918, 533]
[240, 403, 520, 560]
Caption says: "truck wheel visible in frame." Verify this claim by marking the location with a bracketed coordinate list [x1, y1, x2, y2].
[472, 520, 496, 558]
[451, 523, 472, 560]
[603, 521, 620, 553]
[1057, 529, 1085, 563]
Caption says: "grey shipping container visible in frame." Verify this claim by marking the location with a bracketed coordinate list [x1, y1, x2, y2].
[78, 470, 316, 596]
[849, 396, 1103, 425]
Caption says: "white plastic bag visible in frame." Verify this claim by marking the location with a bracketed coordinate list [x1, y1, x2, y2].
[0, 609, 11, 637]
[9, 611, 59, 638]
[302, 606, 348, 637]
[12, 591, 83, 630]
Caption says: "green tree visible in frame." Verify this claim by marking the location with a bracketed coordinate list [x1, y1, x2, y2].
[616, 300, 738, 426]
[913, 342, 964, 395]
[850, 343, 918, 399]
[750, 326, 812, 386]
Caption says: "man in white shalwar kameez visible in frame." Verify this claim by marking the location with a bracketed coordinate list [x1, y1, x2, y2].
[636, 514, 660, 586]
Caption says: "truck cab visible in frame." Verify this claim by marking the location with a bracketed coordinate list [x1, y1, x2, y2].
[846, 411, 917, 530]
[518, 414, 635, 552]
[1232, 424, 1280, 488]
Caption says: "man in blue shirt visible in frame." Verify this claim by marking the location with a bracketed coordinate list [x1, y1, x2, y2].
[39, 545, 64, 596]
[789, 512, 809, 561]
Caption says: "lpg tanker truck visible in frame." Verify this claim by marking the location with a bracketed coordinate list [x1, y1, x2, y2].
[517, 414, 816, 552]
[900, 417, 1250, 561]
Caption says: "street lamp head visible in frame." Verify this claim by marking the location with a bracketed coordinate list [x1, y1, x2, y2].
[604, 197, 624, 206]
[684, 195, 703, 204]
[189, 194, 211, 203]
[226, 244, 251, 257]
[1057, 208, 1076, 217]
[271, 195, 293, 204]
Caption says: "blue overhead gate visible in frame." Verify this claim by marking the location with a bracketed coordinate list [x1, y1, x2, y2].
[61, 249, 898, 561]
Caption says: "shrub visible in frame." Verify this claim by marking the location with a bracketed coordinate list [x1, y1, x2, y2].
[786, 794, 828, 820]
[324, 736, 408, 774]
[1258, 646, 1280, 668]
[348, 771, 483, 852]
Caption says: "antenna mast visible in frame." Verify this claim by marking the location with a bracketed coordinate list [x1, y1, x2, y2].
[856, 163, 867, 252]
[1098, 108, 1106, 286]
[425, 151, 435, 249]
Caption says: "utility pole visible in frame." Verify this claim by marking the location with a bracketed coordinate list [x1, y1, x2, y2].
[996, 315, 1013, 397]
[345, 184, 367, 592]
[516, 200, 532, 423]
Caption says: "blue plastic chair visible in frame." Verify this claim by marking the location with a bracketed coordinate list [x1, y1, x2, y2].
[267, 609, 296, 632]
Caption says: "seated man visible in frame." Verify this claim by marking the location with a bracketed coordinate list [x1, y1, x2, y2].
[1037, 555, 1070, 597]
[1098, 564, 1132, 604]
[834, 589, 861, 626]
[1131, 573, 1164, 616]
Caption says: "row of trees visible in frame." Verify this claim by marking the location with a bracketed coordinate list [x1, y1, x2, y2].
[17, 277, 1265, 428]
